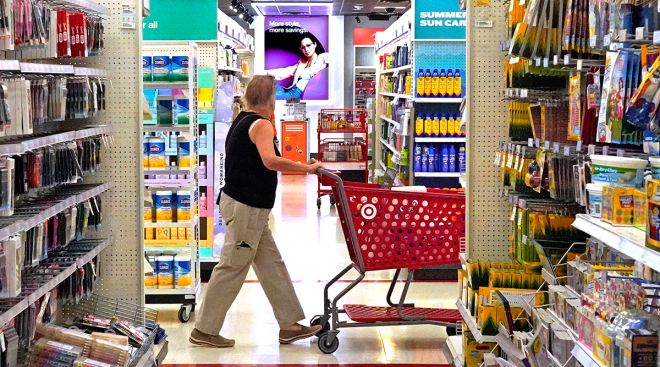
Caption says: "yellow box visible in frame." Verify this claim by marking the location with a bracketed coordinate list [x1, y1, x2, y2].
[186, 228, 192, 240]
[178, 227, 186, 240]
[634, 189, 647, 229]
[463, 328, 497, 367]
[602, 186, 635, 226]
[171, 228, 178, 240]
[593, 325, 613, 366]
[156, 227, 171, 240]
[144, 228, 155, 240]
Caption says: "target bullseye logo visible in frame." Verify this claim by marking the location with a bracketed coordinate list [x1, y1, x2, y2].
[361, 204, 377, 220]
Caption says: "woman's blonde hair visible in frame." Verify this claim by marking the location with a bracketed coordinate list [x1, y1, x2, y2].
[242, 75, 276, 110]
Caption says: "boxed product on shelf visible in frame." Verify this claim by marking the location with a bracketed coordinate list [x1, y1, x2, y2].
[463, 327, 497, 367]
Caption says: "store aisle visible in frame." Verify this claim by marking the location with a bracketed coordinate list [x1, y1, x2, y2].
[157, 175, 456, 365]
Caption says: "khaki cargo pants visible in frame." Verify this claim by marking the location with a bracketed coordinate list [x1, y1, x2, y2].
[195, 193, 305, 335]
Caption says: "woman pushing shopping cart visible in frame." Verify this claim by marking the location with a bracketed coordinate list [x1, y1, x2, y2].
[311, 169, 465, 354]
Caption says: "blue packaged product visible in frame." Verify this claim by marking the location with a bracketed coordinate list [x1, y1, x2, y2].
[458, 144, 466, 173]
[143, 89, 158, 125]
[175, 254, 192, 288]
[428, 145, 436, 173]
[152, 56, 171, 82]
[441, 145, 449, 172]
[143, 56, 152, 82]
[178, 137, 192, 168]
[157, 255, 174, 288]
[414, 145, 422, 172]
[449, 145, 456, 172]
[421, 145, 429, 172]
[170, 55, 189, 82]
[155, 191, 173, 222]
[173, 99, 190, 125]
[157, 99, 173, 125]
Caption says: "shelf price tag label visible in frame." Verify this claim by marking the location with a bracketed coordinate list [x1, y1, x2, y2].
[654, 31, 660, 45]
[603, 146, 609, 155]
[617, 149, 625, 157]
[636, 27, 645, 40]
[553, 55, 559, 65]
[544, 140, 551, 150]
[564, 54, 570, 65]
[543, 58, 549, 68]
[510, 57, 520, 64]
[576, 59, 584, 71]
[535, 138, 540, 148]
[553, 142, 560, 153]
[528, 138, 534, 147]
[535, 58, 541, 67]
[564, 146, 570, 156]
[576, 140, 583, 152]
[588, 144, 596, 155]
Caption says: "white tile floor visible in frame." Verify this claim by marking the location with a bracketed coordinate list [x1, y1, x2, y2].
[155, 175, 457, 365]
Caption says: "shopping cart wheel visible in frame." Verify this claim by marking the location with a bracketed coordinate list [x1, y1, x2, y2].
[317, 198, 322, 209]
[318, 333, 339, 354]
[446, 326, 457, 336]
[178, 304, 192, 323]
[310, 315, 330, 335]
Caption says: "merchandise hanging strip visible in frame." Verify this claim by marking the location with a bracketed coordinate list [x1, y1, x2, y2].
[0, 125, 109, 156]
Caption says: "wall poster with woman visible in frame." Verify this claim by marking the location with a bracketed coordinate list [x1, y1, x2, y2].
[264, 16, 330, 101]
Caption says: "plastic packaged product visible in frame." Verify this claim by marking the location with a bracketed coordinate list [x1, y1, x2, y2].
[199, 162, 206, 179]
[439, 114, 448, 137]
[431, 69, 440, 96]
[647, 179, 660, 251]
[439, 69, 447, 97]
[143, 55, 152, 82]
[178, 137, 191, 168]
[157, 255, 174, 288]
[144, 255, 157, 289]
[199, 130, 207, 149]
[177, 190, 191, 222]
[458, 144, 466, 173]
[650, 156, 660, 179]
[416, 69, 425, 97]
[173, 99, 190, 125]
[432, 114, 440, 137]
[148, 136, 166, 168]
[170, 54, 189, 82]
[200, 192, 207, 214]
[447, 114, 455, 136]
[446, 69, 454, 97]
[586, 183, 603, 218]
[175, 254, 193, 288]
[143, 133, 150, 169]
[155, 191, 173, 222]
[421, 145, 429, 172]
[144, 193, 154, 222]
[414, 145, 422, 172]
[590, 155, 647, 187]
[400, 147, 409, 166]
[152, 55, 171, 82]
[415, 114, 424, 136]
[441, 145, 449, 172]
[424, 69, 432, 97]
[454, 69, 462, 97]
[428, 145, 436, 173]
[157, 99, 173, 125]
[449, 145, 456, 172]
[424, 114, 433, 136]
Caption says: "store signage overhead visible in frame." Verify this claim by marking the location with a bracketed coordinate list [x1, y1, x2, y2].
[143, 0, 217, 41]
[414, 1, 466, 40]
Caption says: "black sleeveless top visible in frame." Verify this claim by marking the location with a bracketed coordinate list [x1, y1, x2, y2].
[221, 112, 280, 209]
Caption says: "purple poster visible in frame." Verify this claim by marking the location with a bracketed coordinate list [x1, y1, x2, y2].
[264, 16, 329, 101]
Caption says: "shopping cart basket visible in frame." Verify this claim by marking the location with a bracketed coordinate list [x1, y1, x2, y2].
[311, 169, 465, 354]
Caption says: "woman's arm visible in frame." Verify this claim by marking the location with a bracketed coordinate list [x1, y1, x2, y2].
[297, 53, 330, 79]
[265, 64, 298, 81]
[250, 119, 321, 173]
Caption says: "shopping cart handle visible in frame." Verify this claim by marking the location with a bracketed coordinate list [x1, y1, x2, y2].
[317, 168, 342, 186]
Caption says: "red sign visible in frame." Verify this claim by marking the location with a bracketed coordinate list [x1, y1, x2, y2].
[353, 28, 385, 46]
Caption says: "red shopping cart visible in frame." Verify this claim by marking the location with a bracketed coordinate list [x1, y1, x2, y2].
[311, 169, 465, 354]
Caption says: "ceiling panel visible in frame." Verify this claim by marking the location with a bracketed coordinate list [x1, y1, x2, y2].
[219, 0, 410, 20]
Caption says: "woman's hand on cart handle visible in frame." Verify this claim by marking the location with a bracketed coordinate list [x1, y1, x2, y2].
[307, 158, 324, 174]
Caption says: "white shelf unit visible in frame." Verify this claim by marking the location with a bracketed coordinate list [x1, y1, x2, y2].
[380, 137, 399, 155]
[380, 115, 399, 126]
[415, 172, 462, 178]
[456, 299, 497, 343]
[572, 214, 660, 273]
[142, 42, 201, 318]
[415, 136, 466, 143]
[381, 92, 413, 99]
[414, 97, 463, 103]
[380, 64, 413, 74]
[444, 335, 464, 367]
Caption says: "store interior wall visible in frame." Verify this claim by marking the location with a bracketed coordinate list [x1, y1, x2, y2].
[343, 16, 394, 107]
[253, 16, 345, 154]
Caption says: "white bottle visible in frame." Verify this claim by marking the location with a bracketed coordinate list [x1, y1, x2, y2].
[199, 162, 206, 179]
[169, 131, 178, 155]
[199, 131, 207, 150]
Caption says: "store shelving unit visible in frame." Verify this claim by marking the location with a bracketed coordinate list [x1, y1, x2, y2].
[353, 45, 376, 110]
[142, 42, 201, 323]
[456, 299, 498, 344]
[443, 335, 464, 367]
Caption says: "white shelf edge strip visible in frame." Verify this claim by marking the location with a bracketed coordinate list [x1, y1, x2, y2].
[20, 63, 75, 74]
[0, 183, 112, 242]
[572, 214, 660, 273]
[0, 126, 111, 156]
[379, 138, 398, 155]
[456, 299, 497, 343]
[74, 67, 107, 77]
[0, 239, 111, 327]
[415, 137, 466, 142]
[415, 172, 461, 177]
[414, 98, 463, 103]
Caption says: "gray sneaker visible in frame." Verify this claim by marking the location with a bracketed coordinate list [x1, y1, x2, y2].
[279, 324, 323, 344]
[189, 328, 235, 348]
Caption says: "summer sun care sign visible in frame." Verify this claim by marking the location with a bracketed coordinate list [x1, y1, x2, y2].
[143, 0, 217, 41]
[415, 1, 466, 40]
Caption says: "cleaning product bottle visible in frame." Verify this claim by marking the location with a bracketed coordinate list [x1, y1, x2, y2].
[169, 131, 178, 155]
[424, 69, 432, 97]
[459, 144, 466, 173]
[454, 69, 462, 97]
[415, 113, 424, 136]
[416, 69, 425, 97]
[432, 113, 440, 137]
[441, 145, 449, 172]
[439, 114, 448, 137]
[447, 114, 455, 137]
[424, 114, 433, 137]
[428, 145, 436, 172]
[414, 145, 422, 172]
[446, 69, 454, 97]
[400, 147, 409, 166]
[439, 69, 447, 97]
[421, 145, 429, 172]
[199, 131, 207, 150]
[449, 145, 457, 172]
[431, 69, 440, 97]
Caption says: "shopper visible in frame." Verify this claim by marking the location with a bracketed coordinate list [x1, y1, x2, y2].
[189, 75, 323, 348]
[266, 32, 330, 100]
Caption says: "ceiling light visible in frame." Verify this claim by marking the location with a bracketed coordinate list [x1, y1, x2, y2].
[250, 2, 333, 16]
[355, 16, 361, 24]
[373, 6, 407, 9]
[239, 13, 244, 19]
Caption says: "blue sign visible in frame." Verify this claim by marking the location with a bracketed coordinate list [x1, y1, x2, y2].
[414, 0, 466, 40]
